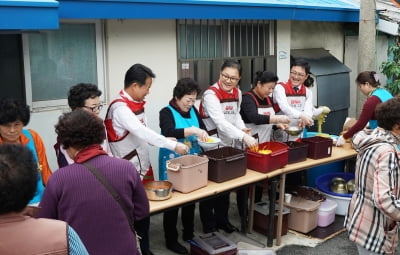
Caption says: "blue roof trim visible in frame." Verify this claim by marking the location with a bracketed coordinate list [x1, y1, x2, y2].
[0, 0, 59, 30]
[59, 0, 360, 22]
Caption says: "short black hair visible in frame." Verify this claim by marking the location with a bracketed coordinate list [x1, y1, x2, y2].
[55, 110, 106, 150]
[0, 98, 30, 126]
[0, 144, 38, 214]
[376, 97, 400, 130]
[253, 71, 279, 86]
[68, 83, 102, 110]
[124, 63, 156, 88]
[173, 78, 201, 99]
[221, 60, 242, 77]
[290, 57, 314, 87]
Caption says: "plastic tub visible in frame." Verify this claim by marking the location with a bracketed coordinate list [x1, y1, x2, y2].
[191, 232, 237, 255]
[247, 141, 288, 173]
[306, 160, 345, 188]
[253, 201, 290, 237]
[316, 172, 354, 215]
[167, 155, 209, 193]
[201, 147, 247, 183]
[238, 250, 276, 255]
[301, 136, 333, 159]
[284, 141, 309, 164]
[317, 199, 337, 227]
[284, 196, 320, 233]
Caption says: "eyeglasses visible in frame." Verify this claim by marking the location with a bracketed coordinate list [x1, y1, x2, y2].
[290, 71, 306, 78]
[221, 73, 240, 82]
[83, 104, 104, 112]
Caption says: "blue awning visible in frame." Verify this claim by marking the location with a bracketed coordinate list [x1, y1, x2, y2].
[59, 0, 360, 22]
[0, 0, 59, 30]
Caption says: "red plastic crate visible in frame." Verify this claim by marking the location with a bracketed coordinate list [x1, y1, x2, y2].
[246, 141, 288, 173]
[301, 136, 333, 159]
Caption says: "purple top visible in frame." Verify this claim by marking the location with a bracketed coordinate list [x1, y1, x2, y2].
[37, 155, 149, 255]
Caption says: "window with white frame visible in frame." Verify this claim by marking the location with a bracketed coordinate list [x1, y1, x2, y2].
[23, 21, 104, 109]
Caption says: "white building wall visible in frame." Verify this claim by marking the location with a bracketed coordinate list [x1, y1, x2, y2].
[291, 21, 344, 61]
[27, 19, 365, 173]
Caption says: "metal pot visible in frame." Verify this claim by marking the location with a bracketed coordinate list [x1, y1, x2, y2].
[286, 126, 303, 136]
[346, 179, 355, 193]
[330, 177, 348, 194]
[144, 181, 173, 201]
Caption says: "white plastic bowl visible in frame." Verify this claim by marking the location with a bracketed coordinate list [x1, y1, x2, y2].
[198, 137, 221, 150]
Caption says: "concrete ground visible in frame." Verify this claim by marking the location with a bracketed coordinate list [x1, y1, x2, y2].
[148, 192, 369, 255]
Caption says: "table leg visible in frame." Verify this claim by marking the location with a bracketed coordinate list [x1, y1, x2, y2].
[248, 184, 255, 233]
[267, 177, 278, 247]
[276, 173, 286, 246]
[240, 187, 248, 233]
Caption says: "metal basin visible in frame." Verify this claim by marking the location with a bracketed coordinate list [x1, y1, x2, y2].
[286, 126, 303, 136]
[144, 181, 173, 201]
[330, 177, 348, 194]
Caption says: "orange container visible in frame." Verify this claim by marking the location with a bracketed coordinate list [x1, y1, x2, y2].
[246, 141, 288, 173]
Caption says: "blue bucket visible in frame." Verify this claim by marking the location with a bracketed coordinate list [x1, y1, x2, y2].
[315, 172, 354, 198]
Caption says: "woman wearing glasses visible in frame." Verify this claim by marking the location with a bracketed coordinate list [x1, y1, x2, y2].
[54, 83, 110, 168]
[198, 60, 257, 234]
[273, 58, 315, 139]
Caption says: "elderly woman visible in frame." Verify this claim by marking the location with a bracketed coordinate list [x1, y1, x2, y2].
[158, 77, 208, 254]
[38, 110, 149, 255]
[345, 97, 400, 254]
[0, 98, 52, 204]
[0, 144, 88, 254]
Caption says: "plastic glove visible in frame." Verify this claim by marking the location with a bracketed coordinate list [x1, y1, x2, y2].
[321, 106, 331, 114]
[272, 115, 290, 124]
[243, 134, 258, 151]
[336, 135, 346, 147]
[190, 127, 209, 142]
[175, 142, 189, 155]
[299, 114, 314, 127]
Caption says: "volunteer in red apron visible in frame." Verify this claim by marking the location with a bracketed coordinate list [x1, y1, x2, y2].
[198, 60, 257, 234]
[273, 58, 314, 141]
[240, 71, 290, 205]
[104, 63, 188, 255]
[241, 71, 290, 143]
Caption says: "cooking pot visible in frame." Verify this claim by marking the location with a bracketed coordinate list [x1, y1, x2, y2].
[346, 179, 355, 193]
[330, 177, 348, 194]
[144, 181, 173, 201]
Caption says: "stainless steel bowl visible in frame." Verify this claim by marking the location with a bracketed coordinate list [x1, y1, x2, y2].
[286, 126, 303, 136]
[330, 177, 348, 194]
[144, 181, 173, 201]
[346, 179, 355, 193]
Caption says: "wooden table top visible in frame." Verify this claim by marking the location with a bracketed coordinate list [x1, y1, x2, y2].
[149, 143, 356, 213]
